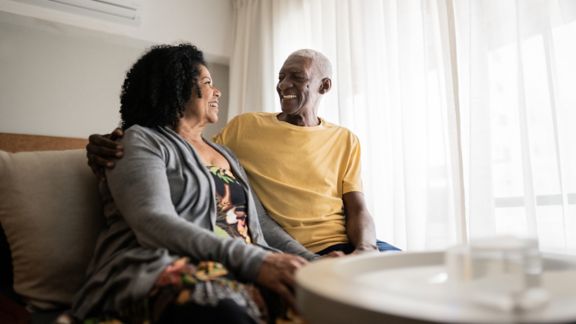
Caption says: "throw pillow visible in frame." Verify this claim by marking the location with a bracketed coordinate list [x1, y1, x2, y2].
[0, 149, 103, 311]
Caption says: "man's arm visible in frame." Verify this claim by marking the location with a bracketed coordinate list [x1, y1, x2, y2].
[343, 191, 377, 254]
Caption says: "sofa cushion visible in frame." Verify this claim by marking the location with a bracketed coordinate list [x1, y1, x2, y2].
[0, 149, 103, 311]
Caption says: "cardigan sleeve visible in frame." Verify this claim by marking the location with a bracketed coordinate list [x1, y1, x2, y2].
[106, 126, 269, 282]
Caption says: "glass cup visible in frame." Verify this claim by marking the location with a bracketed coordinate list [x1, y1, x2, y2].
[445, 236, 549, 312]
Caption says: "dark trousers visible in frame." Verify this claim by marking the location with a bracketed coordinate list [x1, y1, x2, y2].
[158, 299, 257, 324]
[317, 240, 401, 255]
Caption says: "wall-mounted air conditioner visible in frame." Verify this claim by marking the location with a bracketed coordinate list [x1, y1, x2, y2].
[15, 0, 140, 25]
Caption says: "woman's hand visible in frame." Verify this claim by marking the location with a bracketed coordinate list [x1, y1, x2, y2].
[86, 128, 124, 177]
[255, 253, 307, 310]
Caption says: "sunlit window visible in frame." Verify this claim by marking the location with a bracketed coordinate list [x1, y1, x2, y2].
[488, 20, 576, 251]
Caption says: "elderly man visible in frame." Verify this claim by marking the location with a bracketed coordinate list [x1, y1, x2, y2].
[87, 49, 399, 255]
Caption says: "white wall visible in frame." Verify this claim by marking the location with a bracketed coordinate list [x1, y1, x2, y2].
[0, 0, 233, 62]
[0, 0, 232, 138]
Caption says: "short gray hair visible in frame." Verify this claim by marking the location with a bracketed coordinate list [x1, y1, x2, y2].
[289, 49, 332, 79]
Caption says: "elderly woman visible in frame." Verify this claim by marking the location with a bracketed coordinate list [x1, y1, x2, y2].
[71, 44, 310, 324]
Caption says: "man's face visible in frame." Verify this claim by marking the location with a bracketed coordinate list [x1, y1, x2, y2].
[276, 55, 323, 115]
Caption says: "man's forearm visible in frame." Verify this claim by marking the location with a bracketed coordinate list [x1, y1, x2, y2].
[343, 191, 377, 252]
[346, 210, 377, 251]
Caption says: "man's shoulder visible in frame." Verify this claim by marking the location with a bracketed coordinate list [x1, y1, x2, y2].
[218, 112, 275, 142]
[232, 112, 275, 122]
[321, 119, 358, 138]
[225, 112, 276, 130]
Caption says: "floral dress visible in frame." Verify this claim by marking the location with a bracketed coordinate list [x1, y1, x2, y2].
[81, 167, 269, 324]
[145, 166, 266, 323]
[209, 166, 253, 244]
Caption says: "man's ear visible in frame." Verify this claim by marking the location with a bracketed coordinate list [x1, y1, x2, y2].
[319, 78, 332, 94]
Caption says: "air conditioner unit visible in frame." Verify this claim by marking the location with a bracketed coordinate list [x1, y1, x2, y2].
[16, 0, 140, 25]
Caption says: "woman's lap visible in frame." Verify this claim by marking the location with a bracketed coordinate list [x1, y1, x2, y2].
[83, 257, 273, 324]
[149, 258, 267, 323]
[157, 298, 257, 324]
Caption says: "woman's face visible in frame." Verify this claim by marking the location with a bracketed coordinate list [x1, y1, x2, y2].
[184, 64, 222, 124]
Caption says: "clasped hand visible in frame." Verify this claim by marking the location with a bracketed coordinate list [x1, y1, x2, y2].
[256, 253, 308, 311]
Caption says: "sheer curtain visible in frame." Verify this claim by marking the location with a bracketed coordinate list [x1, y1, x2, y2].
[455, 0, 576, 252]
[230, 0, 576, 252]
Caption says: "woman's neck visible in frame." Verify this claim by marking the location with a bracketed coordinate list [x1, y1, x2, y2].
[175, 120, 230, 170]
[175, 120, 205, 144]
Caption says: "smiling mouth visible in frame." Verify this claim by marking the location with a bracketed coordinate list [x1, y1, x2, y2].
[209, 102, 219, 108]
[281, 94, 297, 101]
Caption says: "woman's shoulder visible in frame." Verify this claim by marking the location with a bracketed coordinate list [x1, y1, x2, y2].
[123, 124, 153, 139]
[122, 125, 179, 154]
[124, 125, 175, 142]
[124, 124, 158, 137]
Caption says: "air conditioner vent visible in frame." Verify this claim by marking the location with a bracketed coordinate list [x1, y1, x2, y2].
[16, 0, 140, 25]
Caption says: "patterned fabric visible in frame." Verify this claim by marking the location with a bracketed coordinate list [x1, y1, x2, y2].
[81, 167, 264, 324]
[148, 257, 267, 323]
[81, 258, 267, 324]
[209, 166, 252, 243]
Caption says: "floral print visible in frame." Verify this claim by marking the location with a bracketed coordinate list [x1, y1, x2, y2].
[209, 166, 252, 243]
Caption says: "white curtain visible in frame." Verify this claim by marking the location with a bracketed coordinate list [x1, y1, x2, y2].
[228, 0, 274, 117]
[455, 0, 576, 251]
[230, 0, 576, 252]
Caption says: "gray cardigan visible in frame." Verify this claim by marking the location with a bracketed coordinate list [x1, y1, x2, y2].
[72, 125, 315, 319]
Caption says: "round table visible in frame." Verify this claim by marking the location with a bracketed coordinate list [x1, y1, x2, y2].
[296, 251, 576, 323]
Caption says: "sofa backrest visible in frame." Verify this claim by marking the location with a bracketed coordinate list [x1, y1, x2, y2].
[0, 133, 103, 311]
[0, 133, 88, 153]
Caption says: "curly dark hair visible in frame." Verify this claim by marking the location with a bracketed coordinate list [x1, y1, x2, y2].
[119, 43, 206, 130]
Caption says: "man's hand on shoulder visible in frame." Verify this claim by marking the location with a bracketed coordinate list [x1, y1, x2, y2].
[86, 128, 124, 177]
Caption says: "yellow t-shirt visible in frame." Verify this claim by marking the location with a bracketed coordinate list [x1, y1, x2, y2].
[213, 112, 363, 253]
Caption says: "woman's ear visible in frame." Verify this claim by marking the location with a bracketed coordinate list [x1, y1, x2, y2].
[319, 78, 332, 94]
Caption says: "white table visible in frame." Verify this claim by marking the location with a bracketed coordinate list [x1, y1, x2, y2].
[296, 251, 576, 323]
